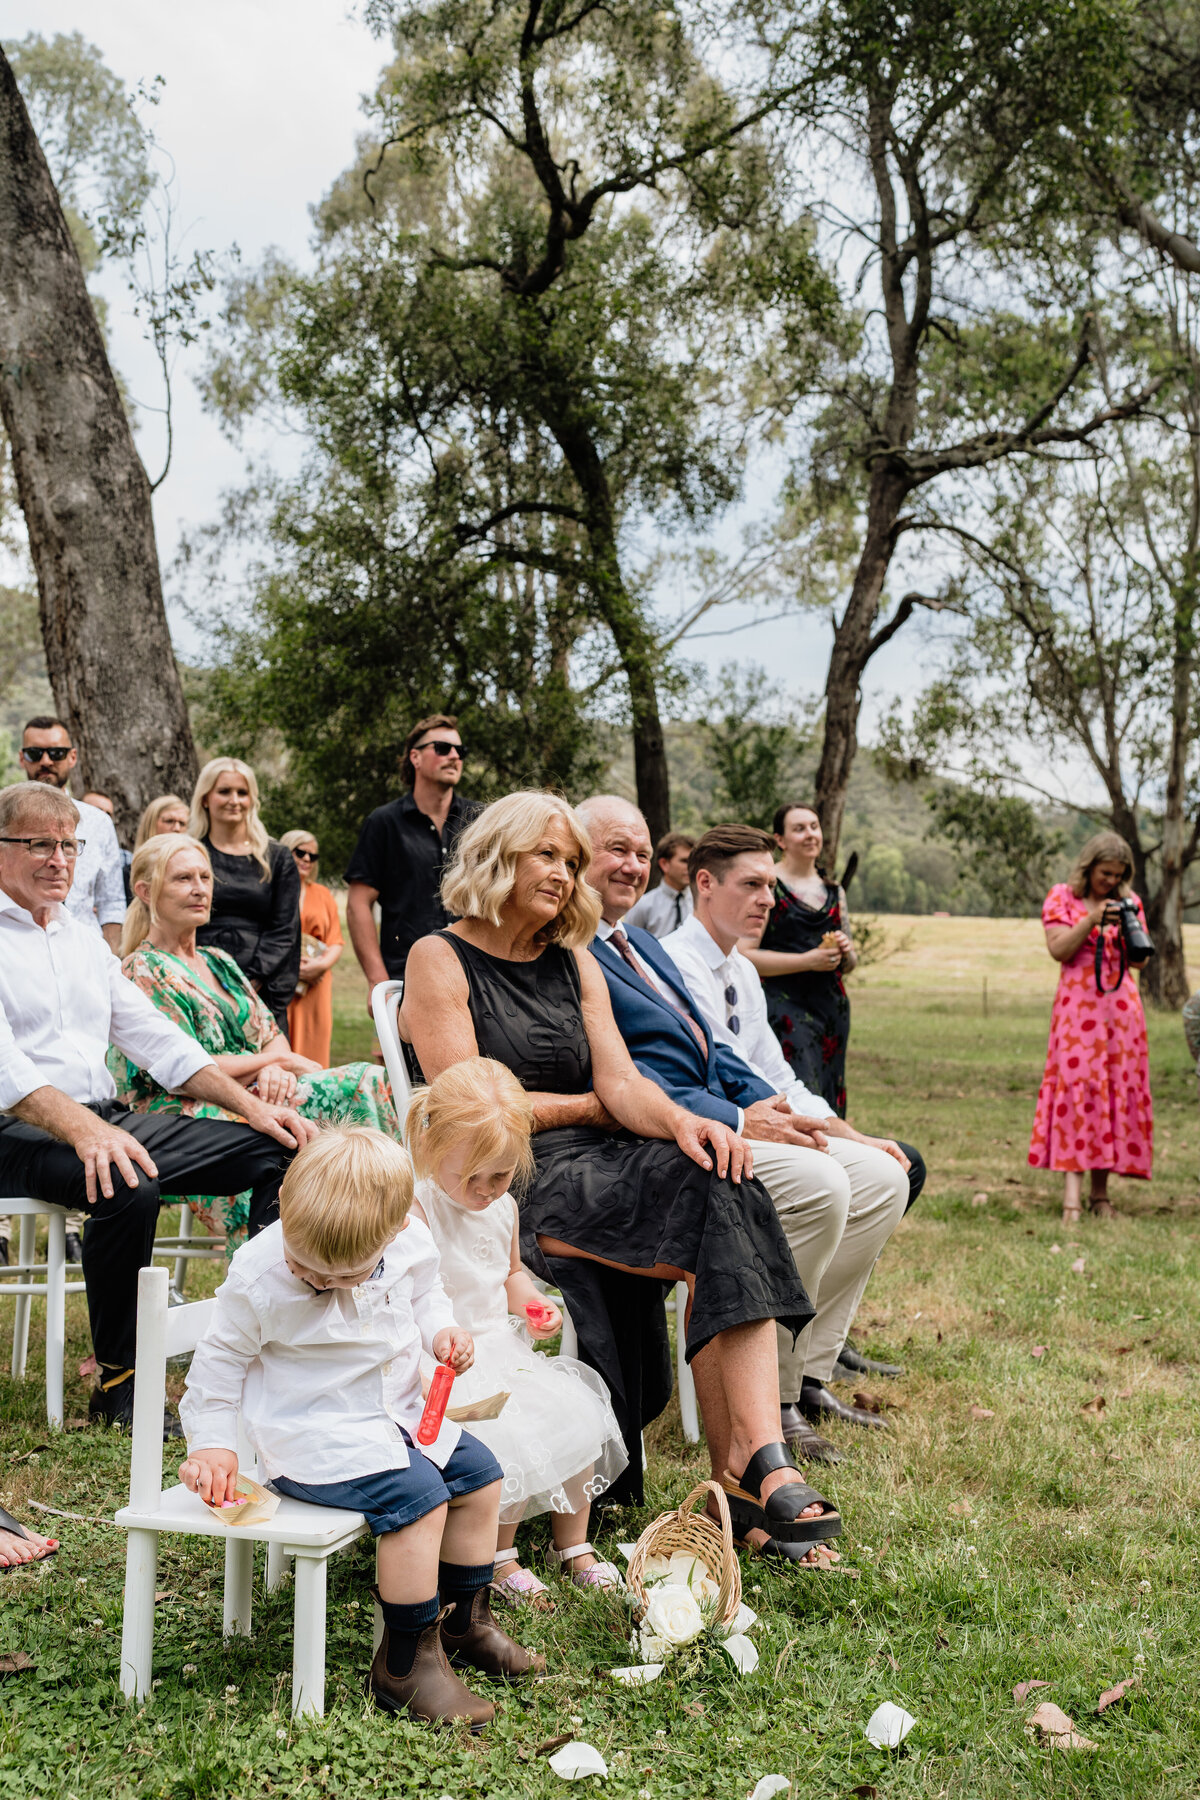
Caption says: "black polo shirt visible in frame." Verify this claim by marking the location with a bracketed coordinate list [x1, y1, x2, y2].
[345, 791, 482, 978]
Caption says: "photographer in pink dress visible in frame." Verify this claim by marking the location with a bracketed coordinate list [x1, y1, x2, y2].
[1028, 832, 1154, 1223]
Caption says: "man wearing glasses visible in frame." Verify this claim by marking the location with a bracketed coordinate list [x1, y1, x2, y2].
[20, 717, 125, 953]
[345, 713, 481, 1013]
[0, 783, 317, 1437]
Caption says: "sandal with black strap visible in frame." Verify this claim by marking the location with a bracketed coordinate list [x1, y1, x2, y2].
[722, 1443, 841, 1546]
[0, 1504, 57, 1570]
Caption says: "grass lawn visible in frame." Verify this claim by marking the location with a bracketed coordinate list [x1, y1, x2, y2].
[3, 915, 1200, 1798]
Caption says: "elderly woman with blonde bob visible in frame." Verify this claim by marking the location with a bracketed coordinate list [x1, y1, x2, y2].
[1029, 831, 1154, 1221]
[189, 757, 300, 1033]
[108, 833, 400, 1252]
[401, 792, 839, 1564]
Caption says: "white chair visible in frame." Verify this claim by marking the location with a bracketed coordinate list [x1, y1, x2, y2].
[153, 1202, 228, 1302]
[116, 1266, 370, 1717]
[0, 1201, 86, 1427]
[371, 979, 414, 1119]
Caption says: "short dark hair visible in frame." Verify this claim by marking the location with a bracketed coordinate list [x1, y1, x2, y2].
[655, 830, 695, 866]
[688, 824, 775, 892]
[23, 715, 71, 738]
[772, 801, 820, 837]
[401, 713, 459, 789]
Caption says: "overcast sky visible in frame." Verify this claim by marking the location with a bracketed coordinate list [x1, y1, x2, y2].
[2, 1, 948, 748]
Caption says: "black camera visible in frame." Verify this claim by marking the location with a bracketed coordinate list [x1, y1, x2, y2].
[1095, 897, 1154, 992]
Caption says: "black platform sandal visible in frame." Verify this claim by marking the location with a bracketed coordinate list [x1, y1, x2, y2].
[722, 1442, 841, 1545]
[0, 1504, 56, 1570]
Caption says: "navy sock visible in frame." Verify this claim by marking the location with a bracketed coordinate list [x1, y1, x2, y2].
[438, 1560, 495, 1635]
[379, 1594, 439, 1677]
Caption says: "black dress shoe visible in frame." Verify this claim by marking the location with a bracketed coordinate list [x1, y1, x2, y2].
[833, 1338, 905, 1380]
[799, 1382, 890, 1430]
[780, 1405, 844, 1465]
[89, 1376, 183, 1440]
[64, 1232, 82, 1266]
[0, 1237, 7, 1268]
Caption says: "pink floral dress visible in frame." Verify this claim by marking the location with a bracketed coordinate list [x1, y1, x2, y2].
[1028, 884, 1153, 1177]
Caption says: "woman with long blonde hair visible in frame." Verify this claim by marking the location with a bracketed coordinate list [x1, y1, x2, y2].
[189, 758, 300, 1033]
[133, 793, 190, 850]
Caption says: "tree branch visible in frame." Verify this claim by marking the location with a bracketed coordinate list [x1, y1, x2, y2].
[864, 591, 965, 660]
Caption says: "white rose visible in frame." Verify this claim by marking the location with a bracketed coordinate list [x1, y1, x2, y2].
[642, 1583, 706, 1647]
[639, 1630, 671, 1664]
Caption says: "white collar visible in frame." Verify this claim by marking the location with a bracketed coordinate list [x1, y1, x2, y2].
[676, 910, 735, 971]
[0, 885, 64, 931]
[596, 918, 617, 941]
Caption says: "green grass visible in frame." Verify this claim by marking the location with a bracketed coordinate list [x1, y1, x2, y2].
[3, 915, 1200, 1797]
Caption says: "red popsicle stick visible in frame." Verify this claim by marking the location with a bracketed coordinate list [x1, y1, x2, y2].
[416, 1361, 456, 1445]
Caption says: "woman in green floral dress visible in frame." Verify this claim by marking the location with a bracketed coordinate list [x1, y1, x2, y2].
[108, 833, 399, 1251]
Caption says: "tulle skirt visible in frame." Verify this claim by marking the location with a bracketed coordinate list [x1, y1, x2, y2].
[428, 1322, 628, 1525]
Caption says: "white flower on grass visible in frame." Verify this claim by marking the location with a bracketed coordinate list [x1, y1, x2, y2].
[639, 1630, 670, 1664]
[642, 1582, 705, 1648]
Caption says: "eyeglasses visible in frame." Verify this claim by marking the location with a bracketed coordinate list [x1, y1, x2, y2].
[293, 848, 319, 862]
[0, 836, 86, 860]
[415, 740, 464, 758]
[724, 982, 740, 1035]
[20, 746, 73, 764]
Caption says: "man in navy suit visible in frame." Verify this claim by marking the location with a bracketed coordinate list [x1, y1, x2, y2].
[577, 796, 915, 1463]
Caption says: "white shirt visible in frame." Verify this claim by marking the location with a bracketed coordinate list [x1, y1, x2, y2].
[180, 1217, 462, 1482]
[625, 881, 693, 940]
[660, 913, 835, 1120]
[62, 798, 126, 932]
[0, 888, 211, 1112]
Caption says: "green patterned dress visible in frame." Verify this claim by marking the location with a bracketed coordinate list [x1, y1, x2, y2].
[108, 943, 399, 1252]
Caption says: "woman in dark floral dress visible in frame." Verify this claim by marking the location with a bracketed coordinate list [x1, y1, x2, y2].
[742, 803, 856, 1117]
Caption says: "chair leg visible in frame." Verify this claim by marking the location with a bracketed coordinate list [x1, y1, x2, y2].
[120, 1528, 159, 1700]
[44, 1210, 66, 1430]
[265, 1541, 291, 1592]
[223, 1534, 254, 1636]
[675, 1281, 700, 1445]
[172, 1204, 192, 1299]
[291, 1555, 327, 1718]
[10, 1214, 35, 1382]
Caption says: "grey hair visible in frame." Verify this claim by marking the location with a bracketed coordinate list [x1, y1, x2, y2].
[574, 793, 647, 838]
[0, 783, 80, 837]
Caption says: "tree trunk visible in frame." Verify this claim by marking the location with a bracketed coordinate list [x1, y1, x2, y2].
[1140, 581, 1195, 1009]
[0, 47, 196, 841]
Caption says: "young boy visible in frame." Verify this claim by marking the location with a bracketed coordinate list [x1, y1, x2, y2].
[178, 1125, 544, 1727]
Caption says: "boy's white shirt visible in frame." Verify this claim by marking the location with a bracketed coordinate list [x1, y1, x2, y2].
[179, 1216, 463, 1483]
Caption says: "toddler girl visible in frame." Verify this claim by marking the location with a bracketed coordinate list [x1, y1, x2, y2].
[178, 1125, 543, 1727]
[408, 1059, 628, 1609]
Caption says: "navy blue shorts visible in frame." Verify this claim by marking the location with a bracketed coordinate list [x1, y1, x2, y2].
[272, 1431, 503, 1535]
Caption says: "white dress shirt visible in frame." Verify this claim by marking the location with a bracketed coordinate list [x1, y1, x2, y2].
[62, 798, 127, 932]
[0, 889, 211, 1113]
[180, 1217, 463, 1482]
[660, 913, 836, 1120]
[625, 881, 693, 940]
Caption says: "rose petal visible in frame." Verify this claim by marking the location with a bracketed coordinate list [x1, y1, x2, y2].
[747, 1779, 791, 1800]
[548, 1741, 609, 1779]
[722, 1634, 759, 1674]
[721, 1602, 757, 1638]
[1031, 1345, 1046, 1358]
[610, 1664, 664, 1686]
[864, 1701, 916, 1748]
[617, 1543, 639, 1562]
[969, 1405, 995, 1421]
[1070, 1257, 1086, 1274]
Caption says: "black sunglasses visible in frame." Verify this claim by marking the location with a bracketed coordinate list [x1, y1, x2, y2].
[724, 982, 740, 1034]
[415, 740, 464, 758]
[20, 745, 73, 763]
[293, 848, 319, 862]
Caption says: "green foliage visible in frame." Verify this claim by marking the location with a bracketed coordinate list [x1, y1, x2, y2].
[701, 662, 812, 830]
[927, 785, 1066, 916]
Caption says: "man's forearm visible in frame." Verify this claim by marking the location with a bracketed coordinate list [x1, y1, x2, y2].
[346, 893, 387, 984]
[181, 1064, 264, 1119]
[11, 1084, 99, 1146]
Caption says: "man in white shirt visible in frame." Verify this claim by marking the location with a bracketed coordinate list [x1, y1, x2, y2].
[0, 782, 317, 1436]
[578, 796, 911, 1459]
[625, 831, 695, 938]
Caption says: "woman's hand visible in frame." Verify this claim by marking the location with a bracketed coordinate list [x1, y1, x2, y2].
[299, 955, 330, 982]
[254, 1064, 298, 1107]
[832, 930, 853, 959]
[807, 942, 843, 971]
[674, 1114, 753, 1183]
[180, 1447, 239, 1506]
[433, 1326, 475, 1374]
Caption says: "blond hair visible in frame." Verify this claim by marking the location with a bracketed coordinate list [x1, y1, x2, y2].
[1069, 830, 1134, 900]
[279, 828, 317, 853]
[407, 1058, 535, 1188]
[279, 1126, 414, 1268]
[189, 758, 272, 880]
[120, 833, 212, 957]
[134, 793, 189, 850]
[441, 791, 601, 949]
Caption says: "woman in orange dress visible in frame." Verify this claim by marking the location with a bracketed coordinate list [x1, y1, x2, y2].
[280, 830, 343, 1067]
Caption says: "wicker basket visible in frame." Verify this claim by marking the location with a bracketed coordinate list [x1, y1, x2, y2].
[625, 1479, 742, 1630]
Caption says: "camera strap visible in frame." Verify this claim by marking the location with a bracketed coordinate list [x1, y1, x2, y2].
[1094, 925, 1126, 994]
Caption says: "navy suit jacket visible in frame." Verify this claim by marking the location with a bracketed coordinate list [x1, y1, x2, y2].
[591, 925, 775, 1130]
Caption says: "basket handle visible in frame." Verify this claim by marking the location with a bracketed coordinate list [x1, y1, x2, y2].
[677, 1479, 735, 1565]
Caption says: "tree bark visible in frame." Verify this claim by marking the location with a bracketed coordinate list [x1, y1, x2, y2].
[0, 47, 196, 840]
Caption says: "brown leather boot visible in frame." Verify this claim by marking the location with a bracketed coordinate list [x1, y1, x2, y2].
[369, 1609, 495, 1729]
[440, 1584, 547, 1679]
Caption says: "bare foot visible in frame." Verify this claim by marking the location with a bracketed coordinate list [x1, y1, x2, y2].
[1089, 1197, 1118, 1219]
[0, 1525, 56, 1568]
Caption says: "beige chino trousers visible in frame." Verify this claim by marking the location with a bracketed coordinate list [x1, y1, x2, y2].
[748, 1137, 909, 1397]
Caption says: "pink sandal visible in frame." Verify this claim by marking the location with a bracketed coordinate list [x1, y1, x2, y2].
[546, 1540, 624, 1590]
[491, 1559, 556, 1611]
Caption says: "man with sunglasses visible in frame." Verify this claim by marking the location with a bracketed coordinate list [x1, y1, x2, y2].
[20, 717, 125, 953]
[345, 714, 481, 1013]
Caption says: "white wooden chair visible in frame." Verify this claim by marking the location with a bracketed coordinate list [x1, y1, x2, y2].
[115, 1265, 371, 1717]
[372, 979, 701, 1445]
[0, 1201, 86, 1427]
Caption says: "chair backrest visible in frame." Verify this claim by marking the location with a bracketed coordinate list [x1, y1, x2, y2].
[128, 1266, 217, 1510]
[371, 979, 414, 1131]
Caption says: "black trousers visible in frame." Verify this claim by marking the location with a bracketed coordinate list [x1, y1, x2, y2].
[896, 1141, 926, 1213]
[0, 1104, 291, 1370]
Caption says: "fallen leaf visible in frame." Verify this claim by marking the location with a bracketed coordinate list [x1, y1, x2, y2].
[969, 1405, 995, 1421]
[864, 1701, 916, 1748]
[683, 1700, 705, 1718]
[1081, 1395, 1106, 1416]
[1115, 1345, 1133, 1354]
[935, 1630, 950, 1648]
[949, 1499, 973, 1517]
[154, 1591, 173, 1603]
[1049, 1243, 1062, 1255]
[1115, 1386, 1135, 1400]
[971, 1191, 989, 1207]
[850, 1789, 878, 1799]
[1131, 1314, 1148, 1321]
[1013, 1680, 1052, 1702]
[1096, 1675, 1139, 1713]
[853, 1390, 884, 1415]
[535, 1735, 574, 1757]
[1070, 1256, 1086, 1274]
[1031, 1345, 1047, 1358]
[0, 1653, 34, 1676]
[1025, 1700, 1098, 1752]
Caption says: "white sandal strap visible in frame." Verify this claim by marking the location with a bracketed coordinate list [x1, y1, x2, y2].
[549, 1540, 594, 1565]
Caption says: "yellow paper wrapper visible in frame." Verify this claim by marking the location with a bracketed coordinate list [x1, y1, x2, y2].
[448, 1390, 510, 1422]
[201, 1474, 280, 1528]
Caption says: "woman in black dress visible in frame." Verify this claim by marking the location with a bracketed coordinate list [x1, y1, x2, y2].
[188, 758, 301, 1034]
[743, 803, 855, 1117]
[401, 791, 841, 1561]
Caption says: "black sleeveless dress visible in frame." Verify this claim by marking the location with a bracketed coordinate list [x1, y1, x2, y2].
[760, 878, 851, 1116]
